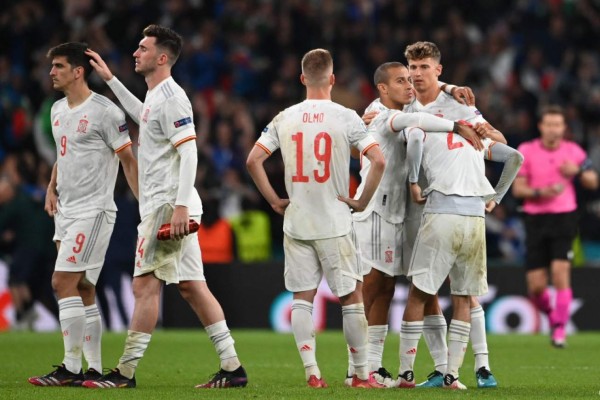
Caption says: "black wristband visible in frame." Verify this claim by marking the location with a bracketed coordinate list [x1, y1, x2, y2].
[533, 189, 541, 198]
[453, 122, 460, 133]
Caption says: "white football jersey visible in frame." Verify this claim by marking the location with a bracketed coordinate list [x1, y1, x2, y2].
[403, 91, 486, 125]
[257, 99, 377, 240]
[353, 102, 409, 224]
[420, 133, 496, 197]
[405, 90, 493, 196]
[51, 93, 131, 219]
[137, 77, 202, 219]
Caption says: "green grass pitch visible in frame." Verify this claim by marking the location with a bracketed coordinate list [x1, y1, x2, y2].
[1, 330, 598, 399]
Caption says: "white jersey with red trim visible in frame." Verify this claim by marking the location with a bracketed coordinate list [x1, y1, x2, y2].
[51, 92, 131, 219]
[420, 133, 496, 197]
[257, 99, 377, 240]
[353, 101, 408, 224]
[137, 77, 202, 219]
[404, 89, 492, 197]
[403, 90, 487, 125]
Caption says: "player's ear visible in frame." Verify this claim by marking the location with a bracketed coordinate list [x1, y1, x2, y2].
[300, 74, 306, 85]
[329, 73, 335, 86]
[436, 63, 443, 77]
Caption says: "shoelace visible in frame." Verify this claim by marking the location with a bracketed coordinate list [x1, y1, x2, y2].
[477, 367, 491, 379]
[427, 371, 443, 379]
[377, 368, 393, 379]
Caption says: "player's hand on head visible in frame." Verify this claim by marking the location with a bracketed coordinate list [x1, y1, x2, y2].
[170, 205, 190, 240]
[456, 123, 484, 151]
[84, 49, 114, 81]
[271, 198, 290, 216]
[453, 86, 475, 106]
[361, 110, 379, 126]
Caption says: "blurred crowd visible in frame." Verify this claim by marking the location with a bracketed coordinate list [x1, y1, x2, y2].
[2, 0, 600, 317]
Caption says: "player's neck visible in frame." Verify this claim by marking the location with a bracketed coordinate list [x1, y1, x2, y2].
[305, 86, 331, 100]
[64, 84, 92, 109]
[145, 68, 172, 91]
[415, 86, 442, 106]
[381, 98, 403, 110]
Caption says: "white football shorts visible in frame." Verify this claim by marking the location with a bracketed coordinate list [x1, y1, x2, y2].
[353, 212, 403, 277]
[134, 204, 204, 284]
[283, 231, 362, 298]
[408, 213, 488, 296]
[53, 210, 115, 285]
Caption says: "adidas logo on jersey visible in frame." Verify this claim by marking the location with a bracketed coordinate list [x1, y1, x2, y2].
[66, 255, 77, 264]
[54, 120, 60, 126]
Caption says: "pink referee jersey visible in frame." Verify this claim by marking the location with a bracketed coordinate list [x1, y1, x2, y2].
[517, 138, 586, 214]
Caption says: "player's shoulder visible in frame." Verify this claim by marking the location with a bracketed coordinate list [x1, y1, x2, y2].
[90, 92, 118, 109]
[51, 97, 68, 113]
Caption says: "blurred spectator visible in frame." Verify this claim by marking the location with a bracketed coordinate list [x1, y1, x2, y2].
[197, 198, 235, 265]
[0, 152, 57, 329]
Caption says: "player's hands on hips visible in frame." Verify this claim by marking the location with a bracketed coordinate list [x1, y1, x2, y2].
[361, 110, 379, 126]
[170, 205, 189, 240]
[45, 187, 58, 217]
[85, 49, 114, 81]
[271, 198, 290, 216]
[337, 195, 367, 213]
[485, 200, 497, 213]
[456, 123, 484, 151]
[409, 183, 426, 205]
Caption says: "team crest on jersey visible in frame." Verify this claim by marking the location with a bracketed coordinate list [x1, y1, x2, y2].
[142, 108, 150, 123]
[262, 126, 269, 133]
[173, 117, 192, 128]
[118, 123, 128, 133]
[76, 118, 89, 133]
[474, 109, 482, 115]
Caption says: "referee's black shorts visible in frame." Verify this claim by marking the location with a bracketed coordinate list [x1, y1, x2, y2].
[524, 211, 578, 270]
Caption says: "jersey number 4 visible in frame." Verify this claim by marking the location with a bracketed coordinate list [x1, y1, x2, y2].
[291, 131, 332, 183]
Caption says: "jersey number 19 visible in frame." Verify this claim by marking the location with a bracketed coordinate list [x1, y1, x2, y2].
[291, 131, 331, 183]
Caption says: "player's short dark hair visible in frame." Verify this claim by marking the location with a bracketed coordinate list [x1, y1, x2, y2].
[143, 24, 183, 65]
[539, 105, 565, 121]
[301, 48, 333, 86]
[405, 41, 442, 63]
[374, 62, 406, 85]
[46, 42, 92, 80]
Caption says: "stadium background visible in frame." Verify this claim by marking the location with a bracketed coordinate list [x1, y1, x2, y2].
[1, 0, 600, 333]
